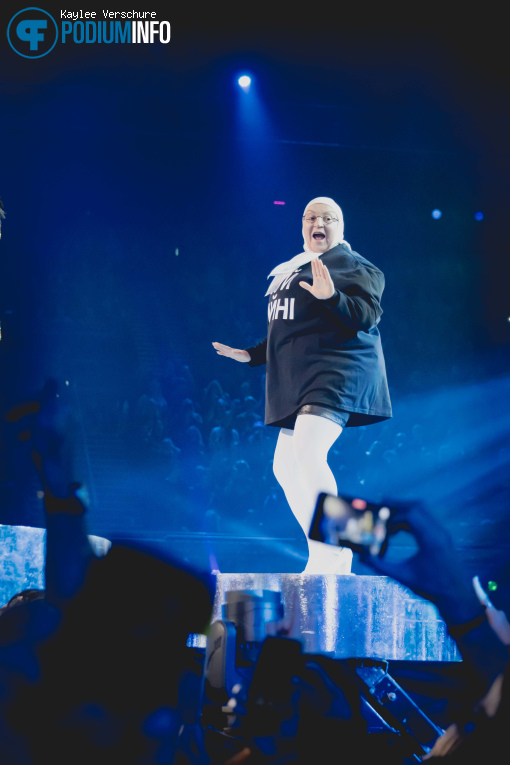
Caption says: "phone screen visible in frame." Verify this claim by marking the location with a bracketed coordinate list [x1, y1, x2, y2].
[310, 493, 393, 555]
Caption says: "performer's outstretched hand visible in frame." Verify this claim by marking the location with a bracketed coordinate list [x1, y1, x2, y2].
[299, 257, 335, 300]
[212, 342, 251, 363]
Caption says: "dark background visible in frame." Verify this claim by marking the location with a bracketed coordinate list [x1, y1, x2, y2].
[1, 4, 509, 586]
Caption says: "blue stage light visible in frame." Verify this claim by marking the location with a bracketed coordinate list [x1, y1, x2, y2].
[238, 75, 251, 91]
[474, 211, 484, 221]
[431, 209, 442, 219]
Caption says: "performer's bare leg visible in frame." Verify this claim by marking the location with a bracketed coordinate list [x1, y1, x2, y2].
[273, 414, 352, 574]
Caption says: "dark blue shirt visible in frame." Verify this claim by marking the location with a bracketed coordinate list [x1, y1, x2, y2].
[245, 243, 392, 428]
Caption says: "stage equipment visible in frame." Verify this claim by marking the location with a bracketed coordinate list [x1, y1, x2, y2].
[204, 589, 283, 702]
[205, 623, 444, 761]
[353, 657, 444, 757]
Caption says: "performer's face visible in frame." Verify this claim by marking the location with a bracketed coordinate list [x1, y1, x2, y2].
[302, 203, 339, 253]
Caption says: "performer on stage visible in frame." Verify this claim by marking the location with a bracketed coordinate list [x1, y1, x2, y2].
[213, 197, 391, 573]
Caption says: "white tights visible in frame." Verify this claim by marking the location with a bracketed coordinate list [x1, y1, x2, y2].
[273, 414, 353, 574]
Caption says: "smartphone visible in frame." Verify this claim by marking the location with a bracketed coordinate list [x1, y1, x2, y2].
[309, 493, 394, 556]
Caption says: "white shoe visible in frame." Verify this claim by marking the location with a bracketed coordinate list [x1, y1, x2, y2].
[302, 544, 353, 575]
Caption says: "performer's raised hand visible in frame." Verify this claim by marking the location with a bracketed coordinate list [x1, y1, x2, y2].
[299, 257, 335, 300]
[212, 342, 251, 363]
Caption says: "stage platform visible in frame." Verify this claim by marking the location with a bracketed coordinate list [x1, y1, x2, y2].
[0, 524, 111, 606]
[190, 573, 461, 662]
[1, 526, 460, 663]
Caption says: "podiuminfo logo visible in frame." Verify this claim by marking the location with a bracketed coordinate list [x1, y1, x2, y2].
[7, 7, 58, 58]
[7, 7, 171, 58]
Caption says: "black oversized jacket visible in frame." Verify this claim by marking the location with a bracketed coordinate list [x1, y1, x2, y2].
[245, 243, 392, 428]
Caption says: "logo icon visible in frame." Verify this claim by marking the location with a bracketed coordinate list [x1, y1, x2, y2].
[7, 7, 58, 58]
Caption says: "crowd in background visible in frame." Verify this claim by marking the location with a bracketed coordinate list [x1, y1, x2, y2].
[104, 355, 467, 533]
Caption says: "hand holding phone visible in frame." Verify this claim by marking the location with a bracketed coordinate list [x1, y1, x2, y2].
[313, 496, 485, 628]
[310, 493, 394, 556]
